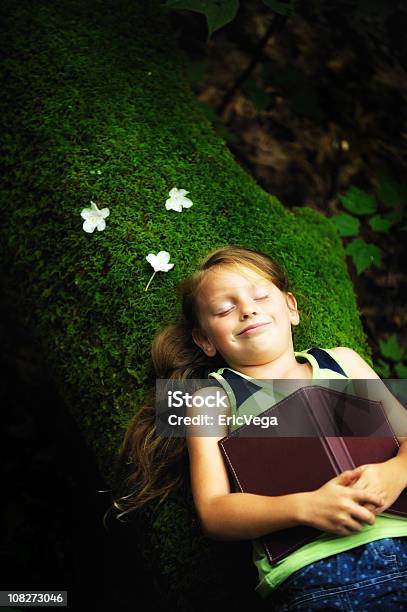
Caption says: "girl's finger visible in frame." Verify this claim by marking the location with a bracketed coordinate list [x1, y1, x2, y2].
[353, 489, 383, 507]
[339, 517, 364, 534]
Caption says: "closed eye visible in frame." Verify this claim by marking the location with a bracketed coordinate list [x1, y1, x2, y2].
[217, 307, 234, 316]
[216, 295, 269, 314]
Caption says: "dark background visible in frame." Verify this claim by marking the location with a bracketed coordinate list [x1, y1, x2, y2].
[0, 283, 162, 610]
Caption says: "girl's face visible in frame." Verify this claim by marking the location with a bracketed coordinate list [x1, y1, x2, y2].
[192, 264, 300, 369]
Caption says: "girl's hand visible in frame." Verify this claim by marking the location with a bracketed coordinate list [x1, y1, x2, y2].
[302, 467, 384, 536]
[350, 460, 405, 514]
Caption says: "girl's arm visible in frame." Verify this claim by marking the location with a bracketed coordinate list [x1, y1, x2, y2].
[187, 386, 383, 541]
[330, 347, 407, 509]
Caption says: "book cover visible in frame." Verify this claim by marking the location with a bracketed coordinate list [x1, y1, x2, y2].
[218, 386, 407, 565]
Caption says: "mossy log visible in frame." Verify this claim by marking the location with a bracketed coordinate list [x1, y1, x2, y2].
[0, 0, 371, 608]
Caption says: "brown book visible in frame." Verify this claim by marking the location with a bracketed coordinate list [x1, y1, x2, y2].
[217, 385, 407, 566]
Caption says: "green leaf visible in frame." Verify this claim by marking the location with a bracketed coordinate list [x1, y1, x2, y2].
[368, 214, 394, 233]
[262, 0, 296, 16]
[395, 363, 407, 379]
[377, 173, 407, 209]
[373, 358, 391, 378]
[164, 0, 240, 39]
[338, 186, 377, 215]
[344, 239, 381, 274]
[379, 335, 405, 362]
[330, 213, 360, 237]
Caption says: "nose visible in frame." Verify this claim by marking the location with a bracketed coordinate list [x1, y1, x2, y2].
[239, 299, 258, 319]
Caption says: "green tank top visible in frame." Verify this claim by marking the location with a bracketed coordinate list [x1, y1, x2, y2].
[208, 347, 407, 598]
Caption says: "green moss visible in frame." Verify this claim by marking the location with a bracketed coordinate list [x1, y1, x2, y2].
[0, 0, 371, 606]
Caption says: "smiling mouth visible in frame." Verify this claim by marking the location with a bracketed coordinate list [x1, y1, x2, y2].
[238, 322, 270, 335]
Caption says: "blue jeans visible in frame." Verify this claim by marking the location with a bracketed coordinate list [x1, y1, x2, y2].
[269, 537, 407, 611]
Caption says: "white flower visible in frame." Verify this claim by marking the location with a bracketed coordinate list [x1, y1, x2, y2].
[165, 187, 193, 212]
[146, 251, 174, 272]
[81, 201, 110, 233]
[145, 251, 174, 291]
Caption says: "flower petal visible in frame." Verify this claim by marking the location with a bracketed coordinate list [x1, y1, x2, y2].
[157, 251, 170, 263]
[146, 253, 157, 266]
[180, 196, 193, 208]
[165, 198, 183, 212]
[83, 220, 96, 233]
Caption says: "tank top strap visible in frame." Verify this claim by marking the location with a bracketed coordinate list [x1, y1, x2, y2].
[305, 347, 348, 377]
[208, 368, 263, 415]
[207, 370, 236, 413]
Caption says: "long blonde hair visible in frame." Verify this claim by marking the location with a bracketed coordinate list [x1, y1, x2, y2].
[109, 245, 291, 520]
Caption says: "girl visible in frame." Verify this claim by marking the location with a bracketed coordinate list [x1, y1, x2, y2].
[113, 245, 407, 610]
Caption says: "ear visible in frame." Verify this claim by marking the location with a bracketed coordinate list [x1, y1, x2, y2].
[192, 328, 217, 357]
[286, 292, 300, 326]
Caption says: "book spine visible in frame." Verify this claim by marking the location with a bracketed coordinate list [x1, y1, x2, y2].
[323, 437, 355, 473]
[302, 389, 342, 475]
[309, 387, 355, 472]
